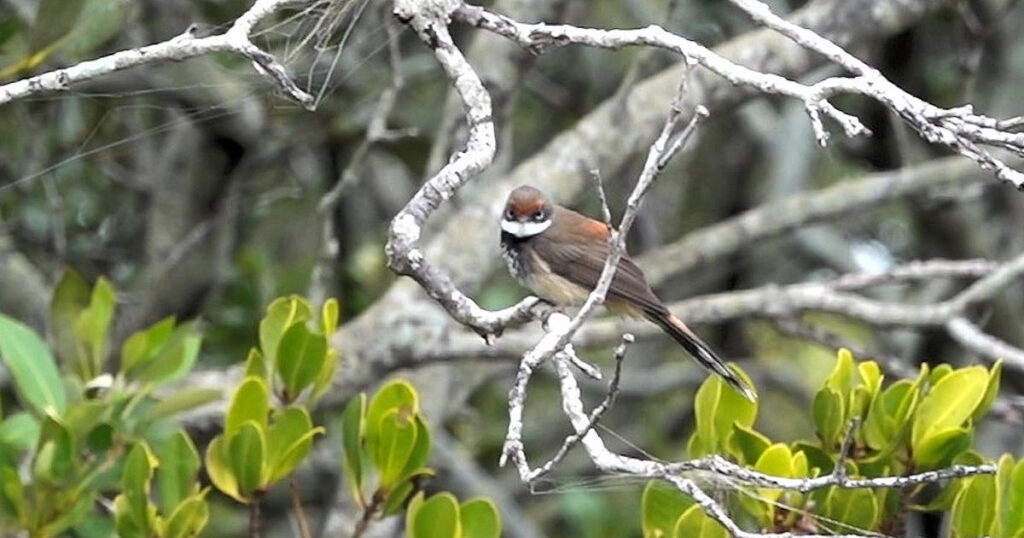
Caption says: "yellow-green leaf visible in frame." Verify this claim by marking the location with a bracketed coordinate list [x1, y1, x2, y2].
[912, 366, 987, 448]
[642, 480, 694, 538]
[228, 421, 266, 500]
[408, 492, 460, 538]
[460, 498, 501, 538]
[225, 377, 268, 437]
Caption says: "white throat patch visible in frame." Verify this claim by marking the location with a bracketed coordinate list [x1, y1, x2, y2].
[501, 219, 551, 238]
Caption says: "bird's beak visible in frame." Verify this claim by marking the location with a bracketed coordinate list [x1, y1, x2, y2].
[501, 219, 551, 238]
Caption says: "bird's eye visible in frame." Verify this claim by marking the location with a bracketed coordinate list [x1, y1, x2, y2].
[504, 208, 514, 219]
[533, 210, 544, 221]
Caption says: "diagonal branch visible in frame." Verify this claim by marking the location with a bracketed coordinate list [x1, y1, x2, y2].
[0, 0, 315, 108]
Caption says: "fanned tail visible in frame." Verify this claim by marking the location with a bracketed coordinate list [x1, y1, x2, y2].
[647, 311, 757, 402]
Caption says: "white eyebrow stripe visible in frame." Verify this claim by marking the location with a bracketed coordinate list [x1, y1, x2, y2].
[501, 219, 551, 237]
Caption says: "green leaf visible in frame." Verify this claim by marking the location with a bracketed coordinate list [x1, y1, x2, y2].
[374, 408, 418, 489]
[460, 498, 501, 538]
[311, 348, 338, 403]
[158, 431, 201, 515]
[408, 492, 460, 538]
[244, 347, 267, 380]
[162, 492, 209, 538]
[366, 380, 419, 479]
[275, 323, 327, 401]
[857, 360, 882, 397]
[826, 348, 856, 397]
[673, 504, 728, 538]
[259, 296, 312, 368]
[753, 444, 793, 503]
[726, 423, 770, 465]
[823, 488, 878, 531]
[915, 427, 972, 470]
[134, 321, 201, 385]
[72, 276, 115, 380]
[693, 365, 756, 453]
[0, 313, 67, 416]
[972, 360, 1002, 421]
[321, 298, 339, 336]
[864, 379, 915, 451]
[929, 364, 952, 385]
[225, 377, 268, 437]
[399, 415, 432, 480]
[265, 407, 322, 484]
[121, 316, 175, 376]
[812, 387, 845, 447]
[28, 0, 85, 52]
[1002, 457, 1024, 536]
[793, 442, 834, 475]
[32, 417, 74, 484]
[952, 475, 996, 538]
[49, 269, 91, 369]
[340, 393, 366, 504]
[141, 388, 222, 423]
[204, 436, 242, 503]
[912, 366, 988, 448]
[228, 421, 266, 499]
[0, 412, 41, 450]
[642, 480, 694, 538]
[381, 469, 435, 516]
[0, 464, 26, 524]
[121, 442, 158, 535]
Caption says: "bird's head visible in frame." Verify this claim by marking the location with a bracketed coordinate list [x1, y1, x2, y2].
[501, 185, 554, 238]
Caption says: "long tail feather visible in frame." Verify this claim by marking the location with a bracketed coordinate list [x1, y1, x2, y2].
[647, 312, 757, 402]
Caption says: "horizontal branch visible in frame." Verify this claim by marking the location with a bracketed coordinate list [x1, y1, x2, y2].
[0, 0, 314, 108]
[457, 2, 1024, 189]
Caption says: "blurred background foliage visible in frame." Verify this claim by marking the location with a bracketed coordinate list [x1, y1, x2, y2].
[1, 0, 1024, 536]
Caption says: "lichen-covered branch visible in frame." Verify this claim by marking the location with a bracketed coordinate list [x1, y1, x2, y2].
[0, 0, 314, 108]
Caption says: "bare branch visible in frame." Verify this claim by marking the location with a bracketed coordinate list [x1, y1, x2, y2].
[0, 0, 314, 108]
[456, 2, 1024, 189]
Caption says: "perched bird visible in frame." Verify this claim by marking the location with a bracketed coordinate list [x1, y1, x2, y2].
[500, 185, 756, 401]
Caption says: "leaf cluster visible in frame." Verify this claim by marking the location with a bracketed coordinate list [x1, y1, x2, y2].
[642, 349, 1017, 537]
[0, 270, 216, 537]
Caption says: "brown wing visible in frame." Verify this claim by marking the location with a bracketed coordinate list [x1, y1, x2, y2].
[531, 213, 667, 316]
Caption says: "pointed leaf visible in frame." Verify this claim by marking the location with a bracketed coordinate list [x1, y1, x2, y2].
[972, 360, 1002, 421]
[0, 313, 67, 416]
[158, 431, 200, 515]
[121, 316, 175, 376]
[49, 268, 90, 368]
[72, 276, 115, 379]
[134, 322, 201, 385]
